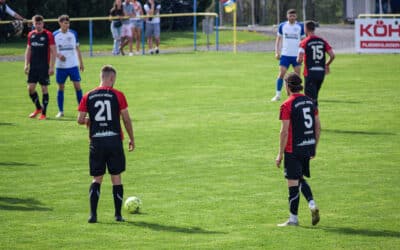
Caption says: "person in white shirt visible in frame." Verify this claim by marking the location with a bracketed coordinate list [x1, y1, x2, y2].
[271, 9, 304, 102]
[144, 0, 161, 54]
[53, 14, 84, 118]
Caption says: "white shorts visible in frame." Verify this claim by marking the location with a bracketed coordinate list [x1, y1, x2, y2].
[121, 24, 132, 37]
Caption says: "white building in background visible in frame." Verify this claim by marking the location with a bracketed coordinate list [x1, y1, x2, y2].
[344, 0, 395, 22]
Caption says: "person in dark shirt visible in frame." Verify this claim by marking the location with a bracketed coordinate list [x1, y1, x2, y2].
[297, 20, 335, 107]
[24, 15, 56, 120]
[78, 65, 135, 223]
[275, 72, 321, 227]
[109, 0, 125, 55]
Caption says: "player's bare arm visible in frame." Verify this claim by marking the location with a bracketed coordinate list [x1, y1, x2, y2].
[24, 45, 31, 74]
[77, 111, 89, 126]
[76, 46, 84, 72]
[325, 49, 335, 74]
[275, 36, 282, 60]
[314, 114, 321, 149]
[297, 48, 305, 64]
[121, 108, 135, 152]
[276, 119, 289, 167]
[49, 44, 56, 76]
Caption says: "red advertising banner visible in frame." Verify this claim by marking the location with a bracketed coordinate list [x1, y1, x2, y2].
[355, 18, 400, 53]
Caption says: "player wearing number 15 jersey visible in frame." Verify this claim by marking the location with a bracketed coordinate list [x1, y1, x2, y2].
[78, 65, 135, 223]
[297, 20, 335, 107]
[275, 72, 321, 227]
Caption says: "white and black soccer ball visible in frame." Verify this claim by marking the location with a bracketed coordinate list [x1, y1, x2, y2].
[11, 20, 23, 37]
[124, 196, 142, 214]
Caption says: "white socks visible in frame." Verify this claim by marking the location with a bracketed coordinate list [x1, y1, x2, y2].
[308, 200, 316, 210]
[289, 213, 298, 223]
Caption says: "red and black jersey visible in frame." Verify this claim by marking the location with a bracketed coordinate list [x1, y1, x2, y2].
[78, 86, 128, 140]
[299, 35, 332, 79]
[27, 29, 55, 69]
[280, 93, 318, 156]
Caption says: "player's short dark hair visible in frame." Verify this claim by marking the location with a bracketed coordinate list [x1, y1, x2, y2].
[101, 65, 117, 78]
[58, 14, 70, 23]
[287, 9, 297, 15]
[285, 72, 303, 92]
[32, 15, 44, 23]
[305, 20, 316, 32]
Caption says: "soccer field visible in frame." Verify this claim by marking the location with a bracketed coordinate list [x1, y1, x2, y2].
[0, 52, 399, 249]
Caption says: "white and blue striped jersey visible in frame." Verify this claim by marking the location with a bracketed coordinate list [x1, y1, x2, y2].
[53, 29, 79, 69]
[277, 21, 305, 57]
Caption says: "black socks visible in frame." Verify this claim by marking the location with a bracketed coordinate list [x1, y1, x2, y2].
[29, 92, 41, 110]
[288, 186, 300, 216]
[113, 185, 124, 217]
[299, 178, 314, 202]
[89, 182, 101, 217]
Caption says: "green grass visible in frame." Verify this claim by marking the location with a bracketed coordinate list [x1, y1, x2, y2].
[0, 52, 399, 249]
[0, 30, 270, 56]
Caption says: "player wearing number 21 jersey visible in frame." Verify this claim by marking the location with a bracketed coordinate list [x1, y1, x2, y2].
[78, 65, 135, 223]
[275, 72, 321, 227]
[298, 20, 335, 107]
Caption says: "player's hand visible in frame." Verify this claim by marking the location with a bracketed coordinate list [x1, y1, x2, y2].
[325, 65, 330, 74]
[310, 152, 316, 160]
[58, 54, 66, 62]
[48, 68, 54, 76]
[128, 140, 135, 152]
[275, 153, 283, 168]
[24, 65, 29, 75]
[80, 64, 84, 72]
[275, 52, 280, 60]
[85, 118, 90, 128]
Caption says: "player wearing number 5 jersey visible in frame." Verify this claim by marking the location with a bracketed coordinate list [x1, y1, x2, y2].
[78, 65, 135, 223]
[297, 21, 335, 107]
[275, 72, 321, 227]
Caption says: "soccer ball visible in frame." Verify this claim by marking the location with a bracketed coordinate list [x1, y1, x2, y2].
[124, 196, 141, 214]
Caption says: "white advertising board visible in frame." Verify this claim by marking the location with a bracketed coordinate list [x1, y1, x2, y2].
[355, 18, 400, 53]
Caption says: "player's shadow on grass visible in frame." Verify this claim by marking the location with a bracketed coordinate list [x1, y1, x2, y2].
[319, 99, 361, 104]
[324, 129, 396, 136]
[320, 226, 400, 238]
[0, 162, 38, 167]
[128, 221, 226, 234]
[0, 197, 52, 211]
[0, 122, 15, 126]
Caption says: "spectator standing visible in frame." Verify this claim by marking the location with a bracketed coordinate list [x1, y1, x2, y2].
[120, 0, 134, 56]
[0, 0, 24, 41]
[131, 0, 143, 55]
[109, 0, 124, 56]
[144, 0, 161, 54]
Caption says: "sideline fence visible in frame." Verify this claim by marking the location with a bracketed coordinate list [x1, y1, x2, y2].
[0, 12, 220, 56]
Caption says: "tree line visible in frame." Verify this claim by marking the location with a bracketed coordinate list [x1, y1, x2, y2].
[6, 0, 343, 37]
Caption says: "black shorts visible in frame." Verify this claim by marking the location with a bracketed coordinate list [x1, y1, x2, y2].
[27, 67, 50, 85]
[305, 75, 324, 105]
[89, 137, 126, 176]
[284, 152, 311, 179]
